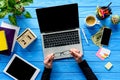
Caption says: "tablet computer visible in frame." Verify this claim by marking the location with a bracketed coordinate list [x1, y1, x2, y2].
[3, 54, 40, 80]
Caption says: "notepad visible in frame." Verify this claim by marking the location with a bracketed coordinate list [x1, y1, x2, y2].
[96, 48, 111, 60]
[0, 27, 15, 55]
[105, 62, 113, 70]
[0, 30, 8, 51]
[1, 22, 20, 52]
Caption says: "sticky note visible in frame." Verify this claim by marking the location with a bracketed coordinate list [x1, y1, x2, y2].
[105, 62, 113, 70]
[0, 30, 8, 51]
[96, 48, 111, 60]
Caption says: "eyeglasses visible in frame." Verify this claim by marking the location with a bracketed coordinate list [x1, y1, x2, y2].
[54, 50, 70, 57]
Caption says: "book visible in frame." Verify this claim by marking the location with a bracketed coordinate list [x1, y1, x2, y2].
[0, 27, 15, 55]
[0, 30, 8, 51]
[1, 21, 20, 52]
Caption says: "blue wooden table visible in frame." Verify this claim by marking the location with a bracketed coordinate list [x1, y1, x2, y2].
[0, 0, 120, 80]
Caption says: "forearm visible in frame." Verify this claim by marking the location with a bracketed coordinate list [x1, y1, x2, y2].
[78, 60, 98, 80]
[41, 67, 52, 80]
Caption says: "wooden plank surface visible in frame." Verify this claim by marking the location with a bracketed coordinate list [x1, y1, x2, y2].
[0, 0, 120, 80]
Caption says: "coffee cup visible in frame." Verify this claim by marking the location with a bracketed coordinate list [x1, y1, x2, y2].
[85, 15, 100, 27]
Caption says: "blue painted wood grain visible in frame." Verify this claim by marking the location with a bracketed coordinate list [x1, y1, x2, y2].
[0, 0, 120, 80]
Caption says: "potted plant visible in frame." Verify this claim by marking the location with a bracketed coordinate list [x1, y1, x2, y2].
[0, 0, 33, 25]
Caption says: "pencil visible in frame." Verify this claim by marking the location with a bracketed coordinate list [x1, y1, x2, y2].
[81, 28, 89, 44]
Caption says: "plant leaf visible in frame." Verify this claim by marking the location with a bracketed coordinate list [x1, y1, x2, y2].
[0, 0, 7, 8]
[20, 2, 30, 6]
[14, 6, 24, 15]
[0, 10, 7, 18]
[21, 0, 33, 3]
[24, 11, 32, 18]
[8, 15, 17, 25]
[8, 0, 16, 7]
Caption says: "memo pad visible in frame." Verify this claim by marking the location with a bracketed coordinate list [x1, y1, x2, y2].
[3, 54, 40, 80]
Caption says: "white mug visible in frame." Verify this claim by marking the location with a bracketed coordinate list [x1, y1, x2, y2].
[85, 15, 100, 27]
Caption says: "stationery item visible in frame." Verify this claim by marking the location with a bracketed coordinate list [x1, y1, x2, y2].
[81, 28, 89, 44]
[1, 21, 20, 52]
[96, 48, 111, 60]
[96, 2, 112, 20]
[3, 54, 40, 80]
[105, 62, 113, 70]
[36, 3, 83, 59]
[85, 15, 100, 27]
[0, 27, 15, 55]
[17, 28, 37, 48]
[0, 30, 8, 51]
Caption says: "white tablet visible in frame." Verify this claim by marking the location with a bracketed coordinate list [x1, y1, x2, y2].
[3, 54, 40, 80]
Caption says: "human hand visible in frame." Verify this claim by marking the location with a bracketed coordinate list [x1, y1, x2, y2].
[70, 48, 83, 63]
[44, 53, 54, 69]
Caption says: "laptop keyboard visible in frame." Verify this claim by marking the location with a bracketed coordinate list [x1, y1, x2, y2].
[43, 30, 80, 48]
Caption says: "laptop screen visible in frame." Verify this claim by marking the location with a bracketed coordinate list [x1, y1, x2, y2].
[36, 3, 79, 33]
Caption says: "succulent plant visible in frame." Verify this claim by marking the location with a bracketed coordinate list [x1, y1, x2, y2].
[111, 15, 120, 24]
[0, 0, 33, 25]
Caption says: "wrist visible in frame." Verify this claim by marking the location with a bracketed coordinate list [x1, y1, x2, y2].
[77, 58, 83, 63]
[45, 65, 52, 69]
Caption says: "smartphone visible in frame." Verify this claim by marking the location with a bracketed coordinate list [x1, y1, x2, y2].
[101, 28, 112, 45]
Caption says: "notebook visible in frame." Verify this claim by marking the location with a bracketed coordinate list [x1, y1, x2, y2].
[36, 3, 83, 59]
[3, 54, 40, 80]
[0, 27, 15, 55]
[1, 21, 20, 52]
[0, 30, 8, 51]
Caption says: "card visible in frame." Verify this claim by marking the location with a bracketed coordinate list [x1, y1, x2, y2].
[96, 48, 111, 60]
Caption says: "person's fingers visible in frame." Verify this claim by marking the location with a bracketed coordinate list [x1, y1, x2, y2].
[45, 53, 54, 64]
[72, 51, 79, 58]
[70, 48, 82, 58]
[70, 48, 78, 54]
[70, 48, 79, 53]
[44, 53, 54, 64]
[49, 53, 54, 61]
[49, 55, 54, 63]
[45, 53, 54, 60]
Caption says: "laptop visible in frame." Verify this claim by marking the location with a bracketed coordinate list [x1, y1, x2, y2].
[36, 3, 83, 59]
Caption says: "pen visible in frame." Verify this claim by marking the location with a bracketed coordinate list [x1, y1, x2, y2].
[81, 28, 89, 44]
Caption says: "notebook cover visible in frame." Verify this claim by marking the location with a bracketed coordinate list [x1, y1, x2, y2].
[0, 27, 15, 55]
[0, 30, 8, 51]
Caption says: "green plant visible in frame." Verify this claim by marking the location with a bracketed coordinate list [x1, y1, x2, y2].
[0, 0, 33, 25]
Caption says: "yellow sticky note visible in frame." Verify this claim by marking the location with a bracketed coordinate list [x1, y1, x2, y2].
[105, 62, 113, 70]
[0, 30, 8, 51]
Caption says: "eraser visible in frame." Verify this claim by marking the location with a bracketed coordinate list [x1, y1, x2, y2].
[105, 62, 113, 70]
